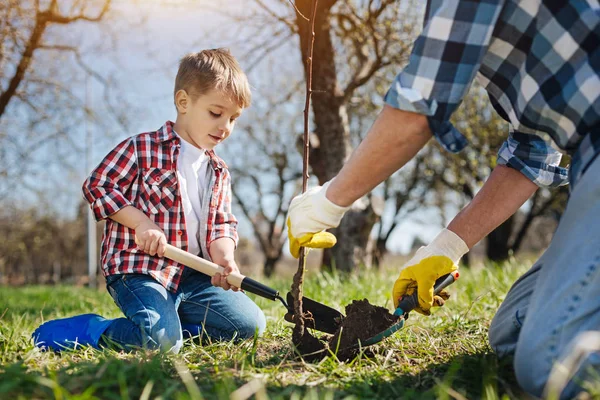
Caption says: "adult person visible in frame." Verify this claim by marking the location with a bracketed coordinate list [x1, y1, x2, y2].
[287, 2, 599, 398]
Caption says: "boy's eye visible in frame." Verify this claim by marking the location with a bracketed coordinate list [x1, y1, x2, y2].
[209, 111, 221, 118]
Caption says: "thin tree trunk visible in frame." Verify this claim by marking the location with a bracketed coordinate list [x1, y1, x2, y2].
[263, 256, 278, 277]
[486, 215, 515, 262]
[372, 237, 387, 269]
[296, 0, 377, 272]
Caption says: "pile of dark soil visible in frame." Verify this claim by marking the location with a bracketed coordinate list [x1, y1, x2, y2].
[293, 299, 400, 361]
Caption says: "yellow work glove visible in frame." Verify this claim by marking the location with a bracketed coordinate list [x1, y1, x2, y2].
[287, 180, 350, 258]
[392, 229, 468, 315]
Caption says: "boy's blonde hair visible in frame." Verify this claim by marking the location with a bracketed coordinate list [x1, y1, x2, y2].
[174, 48, 251, 108]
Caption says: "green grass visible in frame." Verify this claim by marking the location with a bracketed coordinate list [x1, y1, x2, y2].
[0, 260, 569, 399]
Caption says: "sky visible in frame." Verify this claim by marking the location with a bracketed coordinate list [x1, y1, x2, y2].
[7, 0, 449, 255]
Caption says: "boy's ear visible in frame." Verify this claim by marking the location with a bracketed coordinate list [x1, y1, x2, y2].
[175, 89, 189, 114]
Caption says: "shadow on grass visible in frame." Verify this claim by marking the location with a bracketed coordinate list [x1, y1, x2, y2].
[338, 352, 522, 400]
[255, 352, 523, 400]
[0, 347, 524, 400]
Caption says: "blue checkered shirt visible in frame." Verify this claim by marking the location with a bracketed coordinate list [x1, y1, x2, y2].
[384, 1, 599, 188]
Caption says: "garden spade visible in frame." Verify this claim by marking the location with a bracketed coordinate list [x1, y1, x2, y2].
[289, 272, 459, 342]
[163, 244, 343, 333]
[361, 271, 459, 346]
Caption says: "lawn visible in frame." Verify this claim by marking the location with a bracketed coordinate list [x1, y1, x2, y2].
[0, 260, 560, 399]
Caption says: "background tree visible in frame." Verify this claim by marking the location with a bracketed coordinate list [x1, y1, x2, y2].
[224, 89, 304, 276]
[0, 0, 136, 205]
[228, 0, 420, 271]
[0, 202, 94, 284]
[0, 1, 569, 284]
[427, 87, 568, 262]
[371, 152, 436, 267]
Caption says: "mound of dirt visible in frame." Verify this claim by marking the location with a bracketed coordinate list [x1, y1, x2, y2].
[293, 298, 400, 361]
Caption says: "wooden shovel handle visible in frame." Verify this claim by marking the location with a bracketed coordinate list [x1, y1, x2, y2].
[163, 244, 244, 288]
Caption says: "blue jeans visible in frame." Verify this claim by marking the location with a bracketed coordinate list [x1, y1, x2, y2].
[103, 267, 266, 353]
[489, 156, 600, 399]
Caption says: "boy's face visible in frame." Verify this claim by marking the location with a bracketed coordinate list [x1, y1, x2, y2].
[174, 88, 243, 150]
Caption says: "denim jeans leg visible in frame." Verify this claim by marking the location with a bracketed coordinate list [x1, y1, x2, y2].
[103, 274, 184, 353]
[177, 269, 266, 341]
[494, 157, 600, 399]
[488, 261, 542, 357]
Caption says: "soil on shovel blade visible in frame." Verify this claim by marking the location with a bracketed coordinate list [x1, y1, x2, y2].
[293, 299, 400, 362]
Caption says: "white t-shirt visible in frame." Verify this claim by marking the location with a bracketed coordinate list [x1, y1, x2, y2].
[176, 137, 209, 257]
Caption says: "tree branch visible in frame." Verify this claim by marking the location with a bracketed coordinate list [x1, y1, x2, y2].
[42, 0, 111, 24]
[0, 0, 111, 119]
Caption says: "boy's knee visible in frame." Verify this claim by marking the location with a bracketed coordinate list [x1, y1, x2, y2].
[235, 309, 266, 340]
[153, 329, 183, 353]
[142, 316, 183, 353]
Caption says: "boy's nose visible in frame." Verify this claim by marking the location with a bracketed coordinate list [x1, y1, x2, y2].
[219, 120, 233, 133]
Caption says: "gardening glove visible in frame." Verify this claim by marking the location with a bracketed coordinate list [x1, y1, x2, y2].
[287, 180, 350, 258]
[392, 229, 468, 315]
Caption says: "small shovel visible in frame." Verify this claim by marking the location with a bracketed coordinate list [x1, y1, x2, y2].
[163, 244, 343, 333]
[289, 271, 459, 343]
[361, 271, 459, 346]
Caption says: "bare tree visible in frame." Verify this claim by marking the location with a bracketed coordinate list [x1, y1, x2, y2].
[293, 0, 423, 271]
[0, 0, 122, 203]
[0, 201, 90, 285]
[371, 152, 435, 267]
[428, 88, 568, 262]
[198, 0, 423, 271]
[220, 0, 420, 271]
[225, 96, 304, 276]
[0, 0, 111, 117]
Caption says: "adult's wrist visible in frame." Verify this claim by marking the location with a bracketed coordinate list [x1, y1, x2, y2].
[324, 178, 355, 208]
[315, 180, 351, 226]
[429, 228, 469, 264]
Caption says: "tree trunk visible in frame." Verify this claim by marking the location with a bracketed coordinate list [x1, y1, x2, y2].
[462, 251, 471, 268]
[486, 215, 514, 262]
[324, 205, 377, 272]
[295, 0, 377, 272]
[263, 256, 278, 278]
[371, 237, 388, 269]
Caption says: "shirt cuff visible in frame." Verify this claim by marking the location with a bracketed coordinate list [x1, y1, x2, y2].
[497, 133, 569, 188]
[384, 80, 468, 154]
[209, 232, 239, 249]
[384, 79, 438, 116]
[90, 192, 132, 221]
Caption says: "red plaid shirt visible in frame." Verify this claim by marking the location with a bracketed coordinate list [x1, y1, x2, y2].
[82, 121, 238, 292]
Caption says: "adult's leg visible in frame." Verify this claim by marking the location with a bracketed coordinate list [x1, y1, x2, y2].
[103, 274, 184, 353]
[177, 268, 266, 341]
[490, 158, 600, 399]
[488, 262, 543, 357]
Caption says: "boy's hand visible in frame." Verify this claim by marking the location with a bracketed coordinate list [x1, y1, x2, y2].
[212, 259, 241, 291]
[134, 220, 167, 257]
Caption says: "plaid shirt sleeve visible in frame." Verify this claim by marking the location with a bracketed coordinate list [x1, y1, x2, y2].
[497, 131, 569, 188]
[209, 167, 239, 247]
[384, 0, 505, 153]
[82, 137, 137, 220]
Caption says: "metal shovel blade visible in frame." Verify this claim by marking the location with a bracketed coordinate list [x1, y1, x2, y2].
[284, 292, 345, 334]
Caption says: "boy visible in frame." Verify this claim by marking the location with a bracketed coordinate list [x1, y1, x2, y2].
[33, 49, 266, 354]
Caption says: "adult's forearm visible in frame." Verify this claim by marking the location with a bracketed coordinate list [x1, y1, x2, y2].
[110, 205, 152, 230]
[448, 165, 539, 249]
[327, 105, 432, 207]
